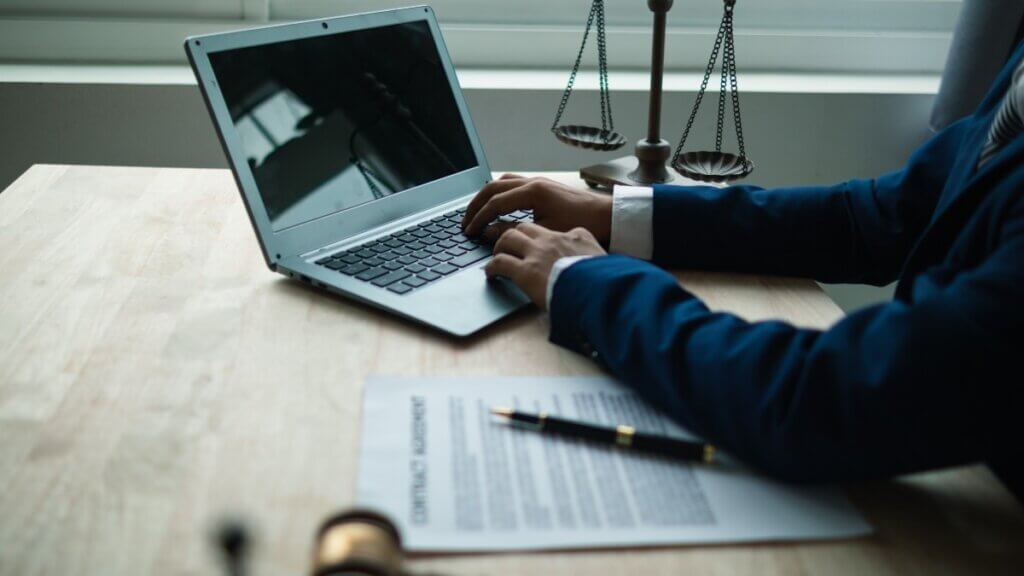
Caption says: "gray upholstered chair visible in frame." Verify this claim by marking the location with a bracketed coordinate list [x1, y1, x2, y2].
[931, 0, 1024, 131]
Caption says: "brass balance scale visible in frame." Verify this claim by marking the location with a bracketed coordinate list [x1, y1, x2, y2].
[552, 0, 753, 188]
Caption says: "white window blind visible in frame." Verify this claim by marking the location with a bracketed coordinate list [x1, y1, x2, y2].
[0, 0, 243, 20]
[272, 0, 960, 33]
[0, 0, 962, 73]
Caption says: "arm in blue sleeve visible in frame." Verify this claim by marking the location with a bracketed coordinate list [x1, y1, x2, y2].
[652, 120, 972, 285]
[548, 214, 1023, 481]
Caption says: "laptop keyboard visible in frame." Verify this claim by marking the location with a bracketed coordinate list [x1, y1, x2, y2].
[313, 207, 533, 295]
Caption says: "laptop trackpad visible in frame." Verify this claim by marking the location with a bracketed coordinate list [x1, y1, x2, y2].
[405, 265, 531, 336]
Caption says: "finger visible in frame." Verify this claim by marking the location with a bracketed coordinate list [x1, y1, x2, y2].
[492, 228, 533, 258]
[484, 253, 524, 282]
[499, 172, 526, 180]
[463, 178, 529, 229]
[481, 221, 518, 243]
[464, 185, 536, 236]
[510, 221, 547, 238]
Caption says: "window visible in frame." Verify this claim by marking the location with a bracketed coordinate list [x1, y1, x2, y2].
[0, 0, 243, 19]
[0, 0, 961, 73]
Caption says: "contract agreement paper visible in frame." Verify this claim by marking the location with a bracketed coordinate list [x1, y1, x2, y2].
[356, 376, 871, 551]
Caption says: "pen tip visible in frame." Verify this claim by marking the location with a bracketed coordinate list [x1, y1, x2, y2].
[490, 407, 513, 417]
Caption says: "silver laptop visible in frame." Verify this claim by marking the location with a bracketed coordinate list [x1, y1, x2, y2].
[185, 6, 531, 337]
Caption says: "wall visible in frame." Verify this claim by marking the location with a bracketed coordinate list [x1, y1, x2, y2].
[0, 78, 929, 310]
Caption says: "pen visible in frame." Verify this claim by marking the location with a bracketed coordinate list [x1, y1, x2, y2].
[490, 407, 715, 464]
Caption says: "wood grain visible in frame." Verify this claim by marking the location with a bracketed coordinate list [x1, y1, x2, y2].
[1, 165, 1021, 576]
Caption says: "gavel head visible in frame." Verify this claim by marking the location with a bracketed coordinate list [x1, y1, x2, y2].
[312, 509, 404, 576]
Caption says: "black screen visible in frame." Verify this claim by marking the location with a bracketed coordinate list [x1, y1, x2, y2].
[208, 20, 478, 231]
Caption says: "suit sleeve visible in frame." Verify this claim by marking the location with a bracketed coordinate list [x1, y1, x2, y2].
[548, 201, 1024, 481]
[652, 120, 972, 285]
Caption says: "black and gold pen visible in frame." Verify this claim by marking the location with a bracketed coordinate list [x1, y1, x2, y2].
[490, 407, 715, 464]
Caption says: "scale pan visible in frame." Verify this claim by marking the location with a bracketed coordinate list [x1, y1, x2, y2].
[672, 151, 754, 183]
[553, 125, 627, 151]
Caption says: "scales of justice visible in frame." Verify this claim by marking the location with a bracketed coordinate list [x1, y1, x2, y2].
[551, 0, 753, 188]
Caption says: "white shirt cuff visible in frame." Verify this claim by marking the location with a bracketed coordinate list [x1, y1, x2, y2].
[545, 255, 597, 311]
[610, 185, 654, 260]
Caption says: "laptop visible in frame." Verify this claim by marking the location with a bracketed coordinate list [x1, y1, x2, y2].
[185, 5, 531, 337]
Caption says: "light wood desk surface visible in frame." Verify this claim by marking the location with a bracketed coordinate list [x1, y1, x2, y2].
[1, 165, 1022, 575]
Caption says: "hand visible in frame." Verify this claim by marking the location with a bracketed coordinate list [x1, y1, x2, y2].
[462, 174, 613, 243]
[485, 223, 606, 310]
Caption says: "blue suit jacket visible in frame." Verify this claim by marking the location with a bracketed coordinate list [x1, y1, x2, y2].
[550, 43, 1024, 488]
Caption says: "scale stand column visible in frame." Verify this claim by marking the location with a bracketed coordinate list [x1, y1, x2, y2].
[581, 0, 694, 189]
[631, 0, 673, 184]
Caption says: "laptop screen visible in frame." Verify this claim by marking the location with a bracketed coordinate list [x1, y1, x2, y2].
[208, 20, 478, 232]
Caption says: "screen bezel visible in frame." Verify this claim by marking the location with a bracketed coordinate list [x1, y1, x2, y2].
[186, 6, 491, 269]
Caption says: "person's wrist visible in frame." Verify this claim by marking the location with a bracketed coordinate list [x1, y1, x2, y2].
[587, 194, 613, 245]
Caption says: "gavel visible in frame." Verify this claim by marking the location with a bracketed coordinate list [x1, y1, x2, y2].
[311, 509, 405, 576]
[214, 508, 413, 576]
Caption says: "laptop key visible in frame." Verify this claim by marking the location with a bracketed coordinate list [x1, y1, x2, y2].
[450, 246, 492, 267]
[446, 246, 466, 256]
[423, 245, 444, 254]
[315, 255, 334, 264]
[392, 246, 412, 256]
[421, 258, 440, 268]
[371, 269, 411, 287]
[384, 239, 402, 248]
[404, 276, 427, 288]
[432, 263, 458, 275]
[387, 282, 413, 295]
[406, 241, 425, 251]
[355, 249, 375, 259]
[338, 254, 361, 264]
[439, 239, 457, 249]
[418, 270, 441, 281]
[363, 257, 384, 267]
[405, 263, 426, 273]
[434, 252, 453, 262]
[397, 255, 417, 265]
[341, 263, 369, 275]
[325, 260, 348, 270]
[383, 261, 404, 271]
[356, 267, 388, 281]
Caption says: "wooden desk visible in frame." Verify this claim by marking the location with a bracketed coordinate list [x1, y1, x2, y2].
[1, 165, 1022, 575]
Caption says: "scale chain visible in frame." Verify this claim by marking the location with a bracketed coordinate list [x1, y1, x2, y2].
[715, 7, 730, 152]
[596, 0, 614, 135]
[551, 0, 599, 132]
[672, 9, 729, 162]
[725, 12, 747, 159]
[551, 0, 615, 145]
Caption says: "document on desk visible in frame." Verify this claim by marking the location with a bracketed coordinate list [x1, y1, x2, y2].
[356, 376, 871, 551]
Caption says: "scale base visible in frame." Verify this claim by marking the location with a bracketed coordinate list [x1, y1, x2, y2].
[579, 155, 702, 191]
